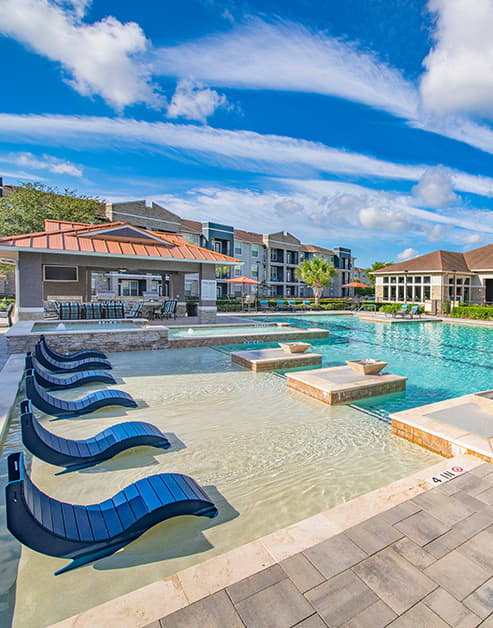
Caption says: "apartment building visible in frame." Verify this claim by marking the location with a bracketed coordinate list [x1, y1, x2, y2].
[101, 200, 357, 299]
[353, 266, 370, 286]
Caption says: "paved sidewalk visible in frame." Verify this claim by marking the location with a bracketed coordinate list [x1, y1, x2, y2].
[152, 464, 493, 628]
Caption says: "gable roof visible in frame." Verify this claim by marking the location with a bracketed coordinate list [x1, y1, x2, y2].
[180, 218, 203, 234]
[463, 244, 493, 270]
[301, 244, 335, 255]
[373, 250, 474, 274]
[234, 229, 264, 244]
[0, 220, 239, 265]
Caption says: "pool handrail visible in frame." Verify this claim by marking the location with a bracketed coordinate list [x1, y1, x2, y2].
[5, 451, 217, 574]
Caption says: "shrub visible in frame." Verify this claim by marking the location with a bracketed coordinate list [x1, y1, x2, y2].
[0, 297, 14, 312]
[451, 306, 493, 320]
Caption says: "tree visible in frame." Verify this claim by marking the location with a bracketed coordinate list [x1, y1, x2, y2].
[0, 182, 104, 237]
[366, 261, 393, 290]
[295, 256, 338, 305]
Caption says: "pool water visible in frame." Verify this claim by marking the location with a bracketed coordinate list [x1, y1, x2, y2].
[3, 346, 440, 627]
[168, 324, 279, 337]
[32, 321, 143, 332]
[250, 315, 493, 414]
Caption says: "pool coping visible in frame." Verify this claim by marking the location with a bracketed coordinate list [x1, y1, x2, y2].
[0, 352, 24, 445]
[49, 453, 483, 628]
[391, 392, 493, 463]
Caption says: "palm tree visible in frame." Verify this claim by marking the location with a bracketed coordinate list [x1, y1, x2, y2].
[295, 256, 338, 305]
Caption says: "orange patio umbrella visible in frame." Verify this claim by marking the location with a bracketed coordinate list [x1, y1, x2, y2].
[227, 276, 261, 298]
[342, 281, 371, 288]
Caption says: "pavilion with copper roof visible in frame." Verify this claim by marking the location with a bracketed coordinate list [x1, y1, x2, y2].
[0, 219, 240, 322]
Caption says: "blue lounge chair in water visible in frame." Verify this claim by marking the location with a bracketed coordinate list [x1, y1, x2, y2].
[40, 334, 107, 362]
[25, 369, 137, 418]
[19, 400, 170, 473]
[5, 451, 218, 574]
[25, 353, 116, 390]
[35, 342, 112, 373]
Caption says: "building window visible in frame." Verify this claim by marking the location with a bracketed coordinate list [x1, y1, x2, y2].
[234, 265, 242, 277]
[383, 286, 389, 300]
[43, 265, 78, 282]
[415, 276, 422, 283]
[424, 285, 431, 300]
[234, 243, 242, 256]
[252, 245, 259, 257]
[414, 285, 422, 301]
[398, 285, 405, 301]
[390, 276, 397, 284]
[423, 276, 431, 284]
[119, 279, 138, 296]
[251, 265, 258, 277]
[390, 285, 396, 300]
[406, 275, 413, 283]
[406, 285, 413, 301]
[398, 276, 404, 284]
[383, 276, 389, 284]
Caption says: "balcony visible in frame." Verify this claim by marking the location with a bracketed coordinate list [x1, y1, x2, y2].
[270, 249, 284, 263]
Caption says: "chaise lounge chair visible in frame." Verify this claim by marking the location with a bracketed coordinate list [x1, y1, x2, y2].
[20, 400, 170, 473]
[5, 451, 218, 574]
[40, 335, 107, 362]
[409, 305, 421, 318]
[35, 342, 112, 373]
[25, 369, 137, 418]
[389, 304, 409, 318]
[25, 354, 116, 390]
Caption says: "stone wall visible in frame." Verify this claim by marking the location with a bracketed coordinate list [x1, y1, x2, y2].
[7, 328, 169, 354]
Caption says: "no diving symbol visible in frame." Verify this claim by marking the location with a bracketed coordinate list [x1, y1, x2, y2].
[451, 466, 464, 473]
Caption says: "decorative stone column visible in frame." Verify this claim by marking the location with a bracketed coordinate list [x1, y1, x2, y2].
[198, 264, 217, 324]
[170, 273, 186, 317]
[16, 252, 44, 320]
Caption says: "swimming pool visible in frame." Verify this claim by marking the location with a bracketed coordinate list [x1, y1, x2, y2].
[249, 315, 493, 414]
[167, 323, 278, 337]
[2, 345, 440, 627]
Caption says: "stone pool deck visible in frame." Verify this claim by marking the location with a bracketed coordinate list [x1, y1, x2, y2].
[286, 365, 407, 405]
[355, 312, 440, 324]
[50, 454, 492, 628]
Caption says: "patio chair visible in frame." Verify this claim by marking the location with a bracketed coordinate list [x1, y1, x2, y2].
[409, 305, 421, 318]
[391, 304, 410, 318]
[276, 300, 288, 311]
[25, 353, 115, 390]
[258, 300, 272, 311]
[302, 301, 311, 311]
[165, 299, 177, 320]
[2, 302, 14, 326]
[125, 302, 143, 319]
[5, 451, 218, 574]
[19, 400, 170, 473]
[287, 300, 297, 311]
[153, 300, 170, 320]
[35, 343, 112, 373]
[40, 335, 107, 361]
[25, 369, 137, 418]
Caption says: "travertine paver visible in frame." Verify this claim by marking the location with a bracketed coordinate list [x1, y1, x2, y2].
[153, 465, 493, 628]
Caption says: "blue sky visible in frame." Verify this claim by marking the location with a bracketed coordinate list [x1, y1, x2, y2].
[1, 0, 493, 266]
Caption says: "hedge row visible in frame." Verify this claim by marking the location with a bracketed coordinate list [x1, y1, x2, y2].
[0, 297, 14, 312]
[380, 303, 425, 314]
[451, 306, 493, 320]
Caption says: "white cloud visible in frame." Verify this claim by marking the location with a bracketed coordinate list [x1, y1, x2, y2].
[397, 248, 419, 261]
[412, 166, 458, 208]
[152, 18, 419, 120]
[462, 233, 482, 245]
[421, 0, 493, 118]
[427, 224, 449, 242]
[55, 0, 91, 20]
[167, 79, 227, 123]
[4, 152, 83, 176]
[2, 113, 493, 199]
[359, 206, 413, 232]
[0, 0, 159, 110]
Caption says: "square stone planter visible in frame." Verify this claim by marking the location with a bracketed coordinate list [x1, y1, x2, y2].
[346, 359, 387, 376]
[279, 342, 311, 354]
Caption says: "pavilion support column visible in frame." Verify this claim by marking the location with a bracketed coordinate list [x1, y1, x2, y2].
[198, 264, 217, 324]
[16, 252, 44, 320]
[170, 273, 186, 317]
[85, 268, 92, 302]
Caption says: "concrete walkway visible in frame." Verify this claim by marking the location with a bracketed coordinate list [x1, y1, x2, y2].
[151, 464, 493, 628]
